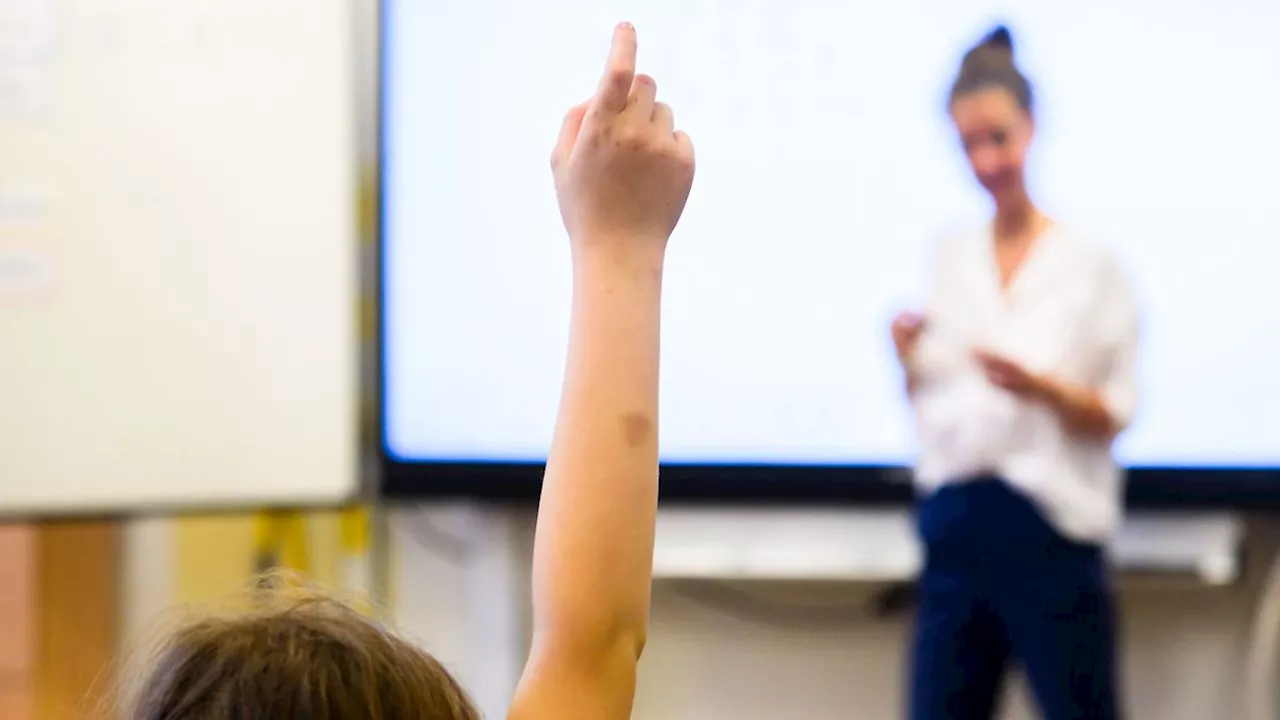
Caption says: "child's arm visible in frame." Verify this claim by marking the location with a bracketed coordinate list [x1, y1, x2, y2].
[508, 22, 695, 720]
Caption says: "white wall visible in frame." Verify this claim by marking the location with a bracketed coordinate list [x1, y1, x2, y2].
[391, 507, 1278, 720]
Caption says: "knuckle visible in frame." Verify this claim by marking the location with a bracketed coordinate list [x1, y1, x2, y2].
[617, 125, 650, 151]
[623, 136, 649, 154]
[585, 105, 611, 125]
[608, 67, 631, 91]
[586, 122, 616, 147]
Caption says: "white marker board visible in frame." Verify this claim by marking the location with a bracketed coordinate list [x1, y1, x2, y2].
[0, 0, 358, 516]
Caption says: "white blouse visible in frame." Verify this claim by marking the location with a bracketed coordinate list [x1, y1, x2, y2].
[909, 223, 1140, 543]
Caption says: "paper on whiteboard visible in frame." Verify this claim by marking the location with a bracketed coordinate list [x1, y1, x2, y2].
[0, 249, 51, 295]
[0, 63, 51, 120]
[0, 0, 56, 120]
[0, 187, 49, 227]
[0, 0, 57, 61]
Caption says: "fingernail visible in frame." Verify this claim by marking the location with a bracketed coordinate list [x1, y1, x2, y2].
[619, 21, 634, 31]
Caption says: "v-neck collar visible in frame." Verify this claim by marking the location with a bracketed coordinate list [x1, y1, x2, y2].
[986, 220, 1057, 298]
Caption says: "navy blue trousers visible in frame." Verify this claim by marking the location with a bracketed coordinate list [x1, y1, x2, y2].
[909, 478, 1122, 720]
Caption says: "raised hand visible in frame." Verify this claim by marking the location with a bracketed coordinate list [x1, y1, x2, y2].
[550, 22, 695, 259]
[512, 22, 694, 720]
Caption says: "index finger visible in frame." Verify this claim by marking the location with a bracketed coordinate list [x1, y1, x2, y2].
[592, 22, 637, 114]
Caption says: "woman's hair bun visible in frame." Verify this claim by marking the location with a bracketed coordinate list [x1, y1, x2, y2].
[982, 25, 1014, 53]
[960, 24, 1016, 75]
[949, 23, 1033, 111]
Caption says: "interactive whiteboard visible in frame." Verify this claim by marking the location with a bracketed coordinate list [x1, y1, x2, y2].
[382, 0, 1279, 476]
[0, 0, 358, 516]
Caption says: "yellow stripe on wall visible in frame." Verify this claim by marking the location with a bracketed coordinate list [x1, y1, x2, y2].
[276, 511, 312, 575]
[340, 506, 370, 556]
[304, 511, 341, 590]
[173, 516, 258, 605]
[173, 510, 354, 605]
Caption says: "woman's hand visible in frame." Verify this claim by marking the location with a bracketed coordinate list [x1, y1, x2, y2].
[891, 311, 928, 364]
[972, 349, 1046, 397]
[973, 349, 1119, 440]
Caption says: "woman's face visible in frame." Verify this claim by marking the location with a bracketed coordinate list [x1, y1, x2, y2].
[950, 86, 1033, 205]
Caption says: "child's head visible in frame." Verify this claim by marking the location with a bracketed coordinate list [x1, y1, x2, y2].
[123, 574, 479, 720]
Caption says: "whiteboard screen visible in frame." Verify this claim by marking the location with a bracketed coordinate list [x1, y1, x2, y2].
[0, 0, 358, 516]
[381, 0, 1279, 475]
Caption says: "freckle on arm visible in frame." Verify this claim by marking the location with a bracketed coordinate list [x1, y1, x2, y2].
[621, 412, 653, 449]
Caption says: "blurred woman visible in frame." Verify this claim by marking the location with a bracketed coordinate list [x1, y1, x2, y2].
[892, 25, 1139, 720]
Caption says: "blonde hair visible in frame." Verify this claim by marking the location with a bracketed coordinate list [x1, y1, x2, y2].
[120, 572, 479, 720]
